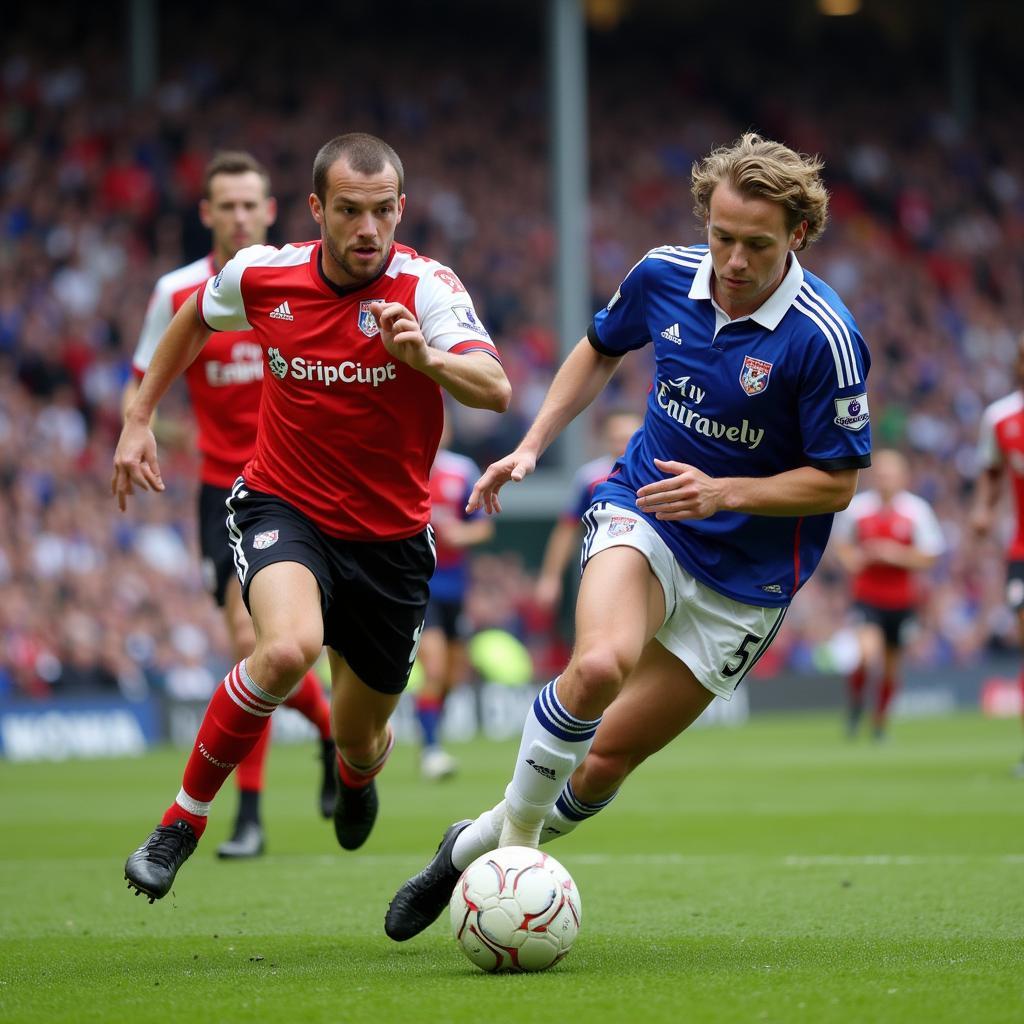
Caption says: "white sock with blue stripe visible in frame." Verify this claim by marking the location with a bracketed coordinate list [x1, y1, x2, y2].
[539, 781, 618, 844]
[499, 678, 601, 847]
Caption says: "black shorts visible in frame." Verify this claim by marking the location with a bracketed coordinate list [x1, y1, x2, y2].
[1006, 561, 1024, 611]
[424, 597, 470, 641]
[199, 483, 236, 607]
[853, 602, 912, 649]
[226, 479, 435, 694]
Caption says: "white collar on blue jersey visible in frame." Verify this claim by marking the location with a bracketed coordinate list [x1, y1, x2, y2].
[688, 251, 805, 331]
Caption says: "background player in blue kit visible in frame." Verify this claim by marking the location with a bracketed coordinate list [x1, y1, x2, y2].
[534, 408, 643, 619]
[386, 133, 873, 941]
[416, 418, 493, 780]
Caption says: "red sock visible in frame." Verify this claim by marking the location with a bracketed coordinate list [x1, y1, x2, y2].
[874, 675, 897, 728]
[284, 671, 332, 741]
[337, 726, 395, 789]
[848, 664, 867, 703]
[235, 721, 272, 792]
[161, 661, 281, 839]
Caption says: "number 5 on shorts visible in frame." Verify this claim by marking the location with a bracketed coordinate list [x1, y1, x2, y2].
[722, 631, 763, 678]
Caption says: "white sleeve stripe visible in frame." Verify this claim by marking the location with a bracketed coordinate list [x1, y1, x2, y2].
[802, 284, 860, 384]
[792, 298, 847, 388]
[650, 244, 704, 257]
[798, 286, 855, 385]
[800, 284, 860, 385]
[646, 252, 704, 269]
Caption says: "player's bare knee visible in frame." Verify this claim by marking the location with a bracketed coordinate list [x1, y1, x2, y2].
[254, 636, 318, 687]
[568, 646, 632, 703]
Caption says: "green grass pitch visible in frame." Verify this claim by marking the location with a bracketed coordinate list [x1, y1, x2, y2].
[1, 711, 1022, 1023]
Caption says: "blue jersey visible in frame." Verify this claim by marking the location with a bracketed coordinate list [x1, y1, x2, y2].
[589, 245, 871, 607]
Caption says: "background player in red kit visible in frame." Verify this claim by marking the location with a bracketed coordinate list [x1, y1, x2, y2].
[415, 417, 493, 781]
[113, 133, 511, 901]
[125, 152, 336, 861]
[832, 449, 944, 740]
[972, 333, 1024, 775]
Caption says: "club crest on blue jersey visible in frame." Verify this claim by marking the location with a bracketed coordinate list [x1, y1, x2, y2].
[358, 300, 386, 338]
[608, 515, 637, 537]
[253, 529, 279, 550]
[739, 355, 773, 396]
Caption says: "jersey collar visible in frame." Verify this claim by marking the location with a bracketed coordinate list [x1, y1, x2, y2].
[315, 242, 397, 298]
[688, 251, 804, 330]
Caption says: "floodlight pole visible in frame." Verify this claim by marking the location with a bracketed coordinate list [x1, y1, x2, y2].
[129, 0, 158, 99]
[548, 0, 589, 473]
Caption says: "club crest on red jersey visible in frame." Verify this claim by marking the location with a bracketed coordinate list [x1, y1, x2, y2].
[253, 529, 279, 550]
[434, 268, 466, 294]
[358, 300, 386, 338]
[608, 515, 637, 537]
[739, 355, 773, 396]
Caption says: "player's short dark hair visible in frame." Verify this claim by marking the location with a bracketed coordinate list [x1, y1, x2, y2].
[203, 151, 271, 198]
[313, 133, 405, 202]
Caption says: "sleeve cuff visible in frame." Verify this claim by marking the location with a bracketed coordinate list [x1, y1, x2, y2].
[196, 288, 216, 332]
[449, 339, 502, 363]
[586, 322, 618, 357]
[808, 453, 872, 471]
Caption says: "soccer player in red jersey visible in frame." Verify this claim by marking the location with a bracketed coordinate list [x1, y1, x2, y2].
[832, 449, 944, 740]
[972, 334, 1024, 775]
[113, 134, 511, 900]
[124, 152, 336, 862]
[416, 418, 493, 781]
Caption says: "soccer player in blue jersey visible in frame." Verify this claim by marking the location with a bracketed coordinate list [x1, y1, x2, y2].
[385, 133, 872, 941]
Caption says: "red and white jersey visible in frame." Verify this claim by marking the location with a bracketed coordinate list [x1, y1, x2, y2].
[977, 391, 1024, 559]
[199, 240, 499, 540]
[133, 254, 263, 487]
[833, 489, 944, 609]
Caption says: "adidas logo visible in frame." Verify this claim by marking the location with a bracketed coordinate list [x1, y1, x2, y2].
[660, 323, 682, 344]
[269, 301, 294, 321]
[525, 758, 556, 780]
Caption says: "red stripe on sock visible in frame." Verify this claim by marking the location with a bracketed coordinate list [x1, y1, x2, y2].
[172, 664, 274, 820]
[337, 727, 394, 789]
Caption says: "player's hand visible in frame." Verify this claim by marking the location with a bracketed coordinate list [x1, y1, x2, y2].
[111, 419, 164, 512]
[467, 449, 538, 515]
[370, 301, 430, 371]
[636, 458, 723, 521]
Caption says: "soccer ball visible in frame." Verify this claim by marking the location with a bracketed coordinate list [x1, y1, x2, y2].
[449, 846, 582, 972]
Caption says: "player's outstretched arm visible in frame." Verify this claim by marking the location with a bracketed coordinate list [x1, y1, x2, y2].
[111, 296, 209, 511]
[467, 338, 623, 515]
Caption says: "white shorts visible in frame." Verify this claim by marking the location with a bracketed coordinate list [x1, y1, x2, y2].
[580, 502, 787, 700]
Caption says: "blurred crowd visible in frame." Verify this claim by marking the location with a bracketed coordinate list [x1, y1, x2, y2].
[2, 14, 1023, 701]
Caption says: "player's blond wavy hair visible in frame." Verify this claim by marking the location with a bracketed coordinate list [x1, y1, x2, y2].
[691, 133, 829, 250]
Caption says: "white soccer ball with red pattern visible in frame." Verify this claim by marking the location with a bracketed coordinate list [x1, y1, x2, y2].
[449, 846, 582, 972]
